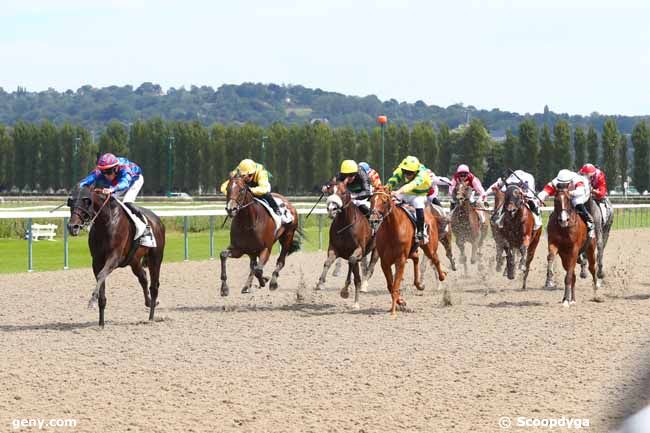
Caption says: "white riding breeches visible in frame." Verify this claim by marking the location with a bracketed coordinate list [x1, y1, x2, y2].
[396, 193, 426, 210]
[114, 176, 144, 203]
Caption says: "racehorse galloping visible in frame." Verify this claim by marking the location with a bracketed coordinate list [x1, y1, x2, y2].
[220, 174, 302, 296]
[451, 182, 489, 275]
[67, 186, 166, 327]
[490, 188, 508, 273]
[427, 204, 457, 271]
[501, 185, 542, 289]
[369, 186, 446, 316]
[545, 188, 600, 306]
[316, 182, 379, 309]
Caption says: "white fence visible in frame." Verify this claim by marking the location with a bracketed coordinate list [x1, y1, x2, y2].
[2, 203, 650, 273]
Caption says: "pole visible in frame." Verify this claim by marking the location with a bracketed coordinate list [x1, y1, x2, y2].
[209, 216, 215, 260]
[381, 123, 385, 183]
[63, 216, 69, 270]
[183, 216, 189, 261]
[27, 218, 33, 272]
[167, 135, 174, 197]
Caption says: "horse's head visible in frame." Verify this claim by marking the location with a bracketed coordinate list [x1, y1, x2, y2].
[455, 182, 472, 204]
[504, 184, 525, 216]
[554, 185, 572, 228]
[325, 182, 351, 219]
[67, 186, 95, 236]
[224, 174, 252, 217]
[369, 186, 393, 231]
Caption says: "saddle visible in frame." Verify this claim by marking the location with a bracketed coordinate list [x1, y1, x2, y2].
[253, 196, 293, 234]
[396, 202, 430, 243]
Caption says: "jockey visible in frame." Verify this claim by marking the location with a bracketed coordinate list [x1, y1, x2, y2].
[489, 169, 542, 230]
[386, 156, 432, 242]
[79, 153, 154, 247]
[425, 169, 451, 207]
[537, 169, 595, 238]
[450, 164, 488, 221]
[579, 163, 611, 223]
[221, 159, 292, 224]
[358, 162, 382, 191]
[322, 160, 372, 216]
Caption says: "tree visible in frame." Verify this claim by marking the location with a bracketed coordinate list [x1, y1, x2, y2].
[459, 119, 489, 178]
[587, 126, 599, 165]
[312, 123, 334, 190]
[553, 120, 572, 171]
[484, 140, 505, 185]
[538, 124, 555, 183]
[601, 118, 619, 185]
[267, 123, 289, 193]
[437, 123, 453, 176]
[517, 119, 539, 179]
[573, 127, 587, 169]
[502, 129, 518, 172]
[411, 122, 437, 170]
[39, 120, 61, 191]
[355, 129, 371, 173]
[0, 124, 14, 190]
[98, 121, 129, 156]
[618, 134, 629, 188]
[632, 121, 649, 192]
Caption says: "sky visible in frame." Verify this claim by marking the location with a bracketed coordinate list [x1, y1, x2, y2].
[2, 0, 650, 116]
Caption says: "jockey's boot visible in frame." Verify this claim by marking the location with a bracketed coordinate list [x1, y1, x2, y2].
[415, 208, 426, 243]
[125, 202, 154, 246]
[527, 200, 542, 230]
[576, 203, 595, 239]
[492, 208, 505, 228]
[358, 204, 371, 218]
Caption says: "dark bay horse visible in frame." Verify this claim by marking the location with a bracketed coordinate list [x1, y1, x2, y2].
[545, 188, 600, 306]
[67, 186, 166, 327]
[316, 182, 378, 309]
[369, 187, 446, 316]
[501, 185, 542, 289]
[451, 183, 489, 275]
[490, 188, 508, 273]
[220, 175, 302, 296]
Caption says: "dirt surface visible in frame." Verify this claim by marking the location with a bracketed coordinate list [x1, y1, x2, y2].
[1, 230, 649, 433]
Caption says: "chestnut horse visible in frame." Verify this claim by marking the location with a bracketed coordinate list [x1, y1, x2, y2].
[451, 182, 489, 275]
[369, 187, 446, 316]
[67, 186, 166, 327]
[544, 188, 600, 306]
[501, 184, 542, 289]
[316, 182, 379, 309]
[490, 188, 508, 273]
[220, 175, 302, 296]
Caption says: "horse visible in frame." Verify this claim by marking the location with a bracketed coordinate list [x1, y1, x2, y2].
[220, 174, 302, 296]
[501, 184, 542, 289]
[369, 186, 446, 316]
[428, 203, 457, 271]
[67, 186, 166, 327]
[490, 188, 508, 273]
[544, 187, 600, 306]
[315, 181, 379, 309]
[579, 198, 614, 281]
[450, 182, 489, 275]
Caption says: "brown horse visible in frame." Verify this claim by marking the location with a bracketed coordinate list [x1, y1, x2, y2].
[369, 187, 446, 316]
[501, 185, 542, 289]
[316, 181, 379, 309]
[67, 186, 166, 327]
[490, 188, 508, 273]
[451, 182, 489, 275]
[220, 174, 302, 296]
[545, 188, 600, 306]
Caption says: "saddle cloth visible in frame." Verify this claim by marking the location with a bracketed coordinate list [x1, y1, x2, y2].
[114, 200, 157, 248]
[253, 196, 293, 234]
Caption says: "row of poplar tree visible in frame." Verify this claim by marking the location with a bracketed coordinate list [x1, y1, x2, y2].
[0, 118, 648, 195]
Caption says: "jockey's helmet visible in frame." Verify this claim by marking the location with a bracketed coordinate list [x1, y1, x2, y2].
[340, 160, 358, 175]
[97, 153, 119, 171]
[456, 164, 470, 174]
[579, 163, 597, 176]
[399, 156, 420, 172]
[557, 169, 574, 183]
[237, 159, 257, 176]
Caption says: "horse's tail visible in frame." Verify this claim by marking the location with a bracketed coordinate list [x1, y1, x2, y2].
[288, 224, 306, 255]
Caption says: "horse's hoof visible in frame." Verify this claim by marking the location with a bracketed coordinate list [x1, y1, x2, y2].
[451, 263, 457, 271]
[562, 300, 570, 307]
[544, 281, 555, 289]
[220, 282, 229, 297]
[591, 296, 604, 303]
[360, 280, 369, 293]
[353, 302, 360, 310]
[269, 280, 278, 291]
[314, 283, 324, 291]
[340, 289, 349, 299]
[580, 270, 588, 279]
[88, 294, 98, 309]
[570, 300, 577, 305]
[415, 284, 425, 291]
[597, 270, 605, 279]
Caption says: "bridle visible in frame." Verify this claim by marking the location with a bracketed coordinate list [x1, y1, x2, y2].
[68, 189, 111, 230]
[369, 190, 394, 231]
[226, 177, 255, 215]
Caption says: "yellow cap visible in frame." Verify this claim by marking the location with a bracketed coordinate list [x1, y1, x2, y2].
[340, 160, 358, 174]
[237, 159, 257, 175]
[399, 156, 420, 172]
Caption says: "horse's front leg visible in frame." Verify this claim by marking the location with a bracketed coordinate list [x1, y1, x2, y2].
[561, 250, 578, 306]
[241, 255, 257, 294]
[596, 236, 605, 279]
[316, 249, 337, 291]
[220, 246, 244, 297]
[90, 255, 121, 327]
[361, 248, 380, 293]
[545, 244, 558, 289]
[348, 248, 364, 309]
[254, 248, 271, 288]
[518, 243, 529, 272]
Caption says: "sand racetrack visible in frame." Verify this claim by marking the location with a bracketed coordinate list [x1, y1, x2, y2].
[1, 230, 650, 433]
